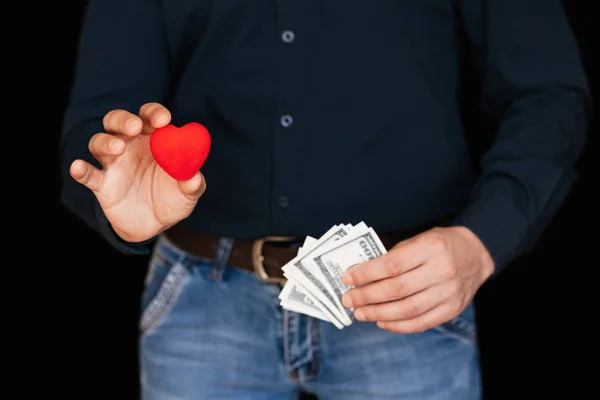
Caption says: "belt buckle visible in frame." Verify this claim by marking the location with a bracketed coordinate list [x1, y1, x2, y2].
[251, 236, 296, 285]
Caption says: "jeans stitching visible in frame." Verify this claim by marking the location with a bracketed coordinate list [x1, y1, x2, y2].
[210, 238, 234, 280]
[433, 316, 477, 346]
[283, 309, 299, 381]
[309, 317, 321, 380]
[289, 355, 313, 372]
[296, 317, 320, 382]
[139, 253, 188, 335]
[288, 312, 311, 372]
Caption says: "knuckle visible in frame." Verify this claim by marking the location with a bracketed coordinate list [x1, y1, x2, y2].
[403, 300, 421, 319]
[441, 262, 458, 280]
[445, 284, 462, 305]
[449, 281, 461, 296]
[424, 233, 448, 252]
[384, 258, 402, 277]
[388, 277, 408, 298]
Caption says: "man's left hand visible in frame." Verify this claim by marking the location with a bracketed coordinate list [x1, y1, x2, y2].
[341, 226, 495, 333]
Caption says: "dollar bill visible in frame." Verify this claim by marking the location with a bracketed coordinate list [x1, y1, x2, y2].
[279, 283, 344, 327]
[279, 236, 347, 328]
[282, 225, 355, 325]
[278, 222, 386, 329]
[297, 222, 371, 322]
[278, 237, 334, 324]
[303, 227, 387, 320]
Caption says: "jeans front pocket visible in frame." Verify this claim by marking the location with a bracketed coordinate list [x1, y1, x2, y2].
[432, 302, 477, 346]
[139, 240, 191, 337]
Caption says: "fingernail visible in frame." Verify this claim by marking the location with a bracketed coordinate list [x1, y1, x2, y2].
[377, 321, 385, 329]
[109, 139, 119, 149]
[343, 273, 354, 286]
[341, 294, 353, 308]
[155, 112, 169, 125]
[354, 308, 364, 321]
[125, 119, 140, 131]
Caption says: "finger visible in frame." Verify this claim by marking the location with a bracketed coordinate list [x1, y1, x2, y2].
[88, 133, 126, 166]
[354, 284, 448, 322]
[343, 238, 427, 287]
[103, 109, 143, 136]
[139, 102, 171, 133]
[342, 261, 440, 308]
[178, 172, 206, 200]
[69, 159, 104, 193]
[377, 302, 456, 334]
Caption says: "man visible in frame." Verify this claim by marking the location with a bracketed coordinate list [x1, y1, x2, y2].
[60, 1, 591, 399]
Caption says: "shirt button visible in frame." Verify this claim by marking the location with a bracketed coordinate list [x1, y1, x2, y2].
[281, 30, 295, 43]
[278, 196, 290, 208]
[280, 114, 293, 128]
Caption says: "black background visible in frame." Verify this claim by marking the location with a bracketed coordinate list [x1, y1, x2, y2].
[51, 1, 596, 399]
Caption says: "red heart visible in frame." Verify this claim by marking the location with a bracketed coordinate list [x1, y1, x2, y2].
[149, 122, 211, 181]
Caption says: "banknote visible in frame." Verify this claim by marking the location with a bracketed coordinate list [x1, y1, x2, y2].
[279, 237, 347, 329]
[279, 222, 386, 328]
[278, 236, 334, 324]
[282, 225, 352, 325]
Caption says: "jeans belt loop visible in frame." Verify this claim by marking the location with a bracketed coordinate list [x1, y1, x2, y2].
[209, 237, 234, 280]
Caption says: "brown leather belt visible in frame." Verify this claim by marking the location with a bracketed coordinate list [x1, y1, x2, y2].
[163, 223, 429, 285]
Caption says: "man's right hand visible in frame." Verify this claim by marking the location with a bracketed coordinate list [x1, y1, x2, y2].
[69, 102, 207, 243]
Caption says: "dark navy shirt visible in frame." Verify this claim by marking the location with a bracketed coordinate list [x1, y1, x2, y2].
[60, 0, 591, 274]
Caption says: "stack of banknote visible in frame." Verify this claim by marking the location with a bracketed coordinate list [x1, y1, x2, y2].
[279, 222, 387, 329]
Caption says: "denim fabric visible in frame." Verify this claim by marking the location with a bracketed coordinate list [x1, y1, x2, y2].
[139, 236, 481, 400]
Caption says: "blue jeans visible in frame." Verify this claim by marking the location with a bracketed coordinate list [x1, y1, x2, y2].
[139, 235, 481, 399]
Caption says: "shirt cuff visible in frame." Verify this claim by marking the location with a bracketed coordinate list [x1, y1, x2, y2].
[449, 190, 530, 276]
[93, 200, 157, 255]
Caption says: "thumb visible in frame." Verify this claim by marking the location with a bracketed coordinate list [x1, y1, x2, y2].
[178, 172, 206, 199]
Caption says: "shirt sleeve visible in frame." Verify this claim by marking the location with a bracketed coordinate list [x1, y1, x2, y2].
[59, 0, 171, 255]
[451, 0, 593, 274]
